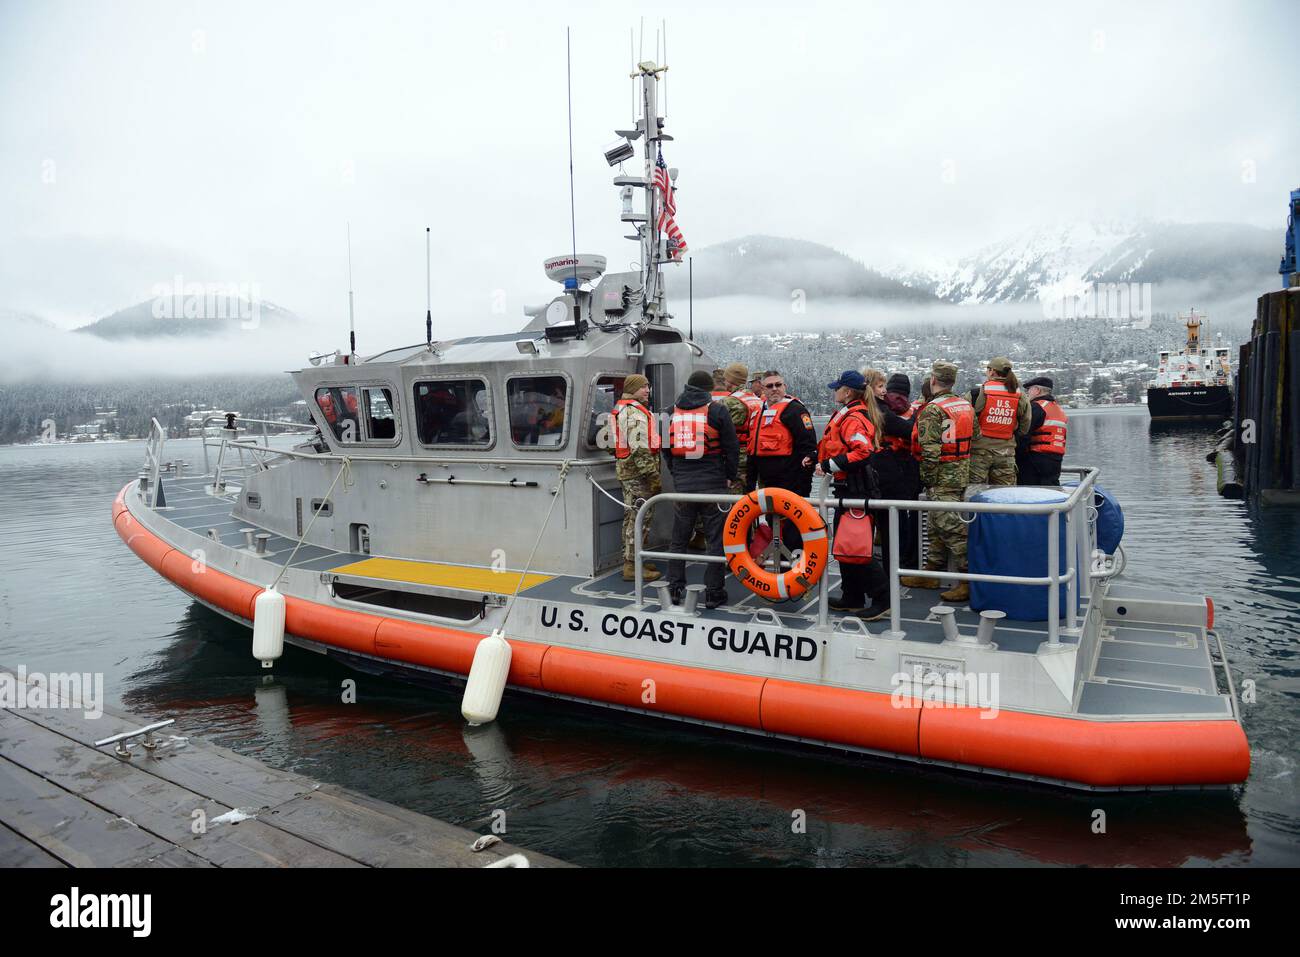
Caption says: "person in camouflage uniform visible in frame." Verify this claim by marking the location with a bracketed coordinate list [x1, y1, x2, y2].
[717, 362, 758, 496]
[900, 360, 975, 603]
[968, 356, 1031, 487]
[612, 374, 662, 582]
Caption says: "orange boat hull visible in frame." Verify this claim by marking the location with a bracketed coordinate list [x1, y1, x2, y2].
[114, 484, 1250, 789]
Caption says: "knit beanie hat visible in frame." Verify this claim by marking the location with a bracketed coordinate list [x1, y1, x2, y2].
[687, 370, 715, 391]
[886, 373, 911, 396]
[724, 362, 749, 388]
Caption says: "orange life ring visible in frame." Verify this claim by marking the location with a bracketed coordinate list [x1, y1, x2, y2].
[722, 488, 829, 601]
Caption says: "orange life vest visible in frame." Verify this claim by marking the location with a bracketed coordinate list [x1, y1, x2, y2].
[753, 395, 799, 457]
[977, 379, 1019, 440]
[318, 393, 337, 424]
[909, 400, 927, 461]
[669, 404, 720, 457]
[817, 401, 875, 481]
[718, 389, 763, 452]
[1028, 397, 1068, 456]
[884, 398, 923, 454]
[931, 394, 974, 461]
[610, 397, 660, 458]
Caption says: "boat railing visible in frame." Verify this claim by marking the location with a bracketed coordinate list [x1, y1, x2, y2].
[201, 433, 617, 472]
[633, 466, 1102, 645]
[196, 416, 320, 490]
[141, 418, 167, 507]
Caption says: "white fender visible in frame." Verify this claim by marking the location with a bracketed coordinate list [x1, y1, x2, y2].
[462, 629, 512, 725]
[252, 588, 286, 668]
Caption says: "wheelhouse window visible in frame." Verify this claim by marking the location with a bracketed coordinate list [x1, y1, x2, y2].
[585, 374, 625, 450]
[507, 375, 569, 448]
[315, 386, 360, 443]
[413, 379, 491, 446]
[362, 386, 397, 441]
[646, 363, 675, 414]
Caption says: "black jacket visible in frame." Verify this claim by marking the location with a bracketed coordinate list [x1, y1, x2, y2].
[872, 393, 920, 499]
[661, 384, 739, 491]
[1017, 394, 1050, 455]
[747, 396, 817, 496]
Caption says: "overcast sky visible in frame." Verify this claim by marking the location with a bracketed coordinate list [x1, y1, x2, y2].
[1, 0, 1295, 347]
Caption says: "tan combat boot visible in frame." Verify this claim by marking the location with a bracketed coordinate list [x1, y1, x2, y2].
[623, 560, 661, 583]
[900, 566, 943, 589]
[940, 580, 969, 603]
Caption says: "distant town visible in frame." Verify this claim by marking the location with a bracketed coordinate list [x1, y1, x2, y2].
[0, 312, 1249, 444]
[699, 312, 1246, 414]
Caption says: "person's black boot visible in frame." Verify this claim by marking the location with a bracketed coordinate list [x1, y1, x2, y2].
[862, 599, 891, 622]
[828, 592, 866, 612]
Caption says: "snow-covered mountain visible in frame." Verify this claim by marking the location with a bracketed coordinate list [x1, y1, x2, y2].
[690, 235, 938, 302]
[887, 221, 1279, 305]
[74, 299, 303, 339]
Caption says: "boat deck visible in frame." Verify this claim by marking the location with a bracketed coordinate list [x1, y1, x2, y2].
[145, 475, 1234, 721]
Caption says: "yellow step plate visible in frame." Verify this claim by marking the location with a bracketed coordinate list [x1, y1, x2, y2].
[329, 557, 552, 595]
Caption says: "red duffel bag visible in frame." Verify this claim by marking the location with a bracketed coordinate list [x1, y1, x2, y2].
[832, 509, 873, 564]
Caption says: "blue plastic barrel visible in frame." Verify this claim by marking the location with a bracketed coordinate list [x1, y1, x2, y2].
[1062, 481, 1124, 554]
[968, 486, 1075, 622]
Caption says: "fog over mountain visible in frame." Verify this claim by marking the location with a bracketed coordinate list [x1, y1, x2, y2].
[882, 222, 1281, 305]
[2, 217, 1279, 385]
[75, 299, 303, 339]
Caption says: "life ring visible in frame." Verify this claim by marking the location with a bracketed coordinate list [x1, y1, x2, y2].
[722, 488, 828, 601]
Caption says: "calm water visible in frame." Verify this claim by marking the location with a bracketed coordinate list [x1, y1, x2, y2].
[1, 409, 1296, 867]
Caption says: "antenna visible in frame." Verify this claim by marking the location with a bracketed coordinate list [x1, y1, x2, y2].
[566, 27, 578, 293]
[346, 222, 356, 358]
[638, 16, 644, 60]
[662, 20, 668, 117]
[425, 226, 432, 350]
[688, 255, 693, 339]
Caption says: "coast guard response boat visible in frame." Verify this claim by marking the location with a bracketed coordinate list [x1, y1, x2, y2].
[114, 60, 1248, 790]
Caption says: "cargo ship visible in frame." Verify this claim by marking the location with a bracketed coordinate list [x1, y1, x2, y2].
[113, 58, 1248, 791]
[1147, 309, 1234, 420]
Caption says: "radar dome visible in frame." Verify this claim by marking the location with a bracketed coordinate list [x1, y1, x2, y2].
[544, 254, 606, 286]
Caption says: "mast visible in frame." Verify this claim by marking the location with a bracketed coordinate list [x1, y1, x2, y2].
[633, 60, 669, 323]
[1185, 308, 1201, 355]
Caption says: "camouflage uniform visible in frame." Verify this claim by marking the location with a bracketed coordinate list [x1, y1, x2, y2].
[720, 394, 751, 496]
[917, 389, 969, 570]
[969, 379, 1031, 487]
[615, 403, 662, 563]
[968, 446, 1019, 486]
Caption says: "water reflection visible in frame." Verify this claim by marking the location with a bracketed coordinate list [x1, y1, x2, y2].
[115, 606, 1250, 867]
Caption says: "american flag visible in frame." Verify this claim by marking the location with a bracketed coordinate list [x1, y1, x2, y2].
[653, 146, 687, 261]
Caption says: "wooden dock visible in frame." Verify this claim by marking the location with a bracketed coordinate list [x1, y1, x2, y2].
[0, 667, 569, 868]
